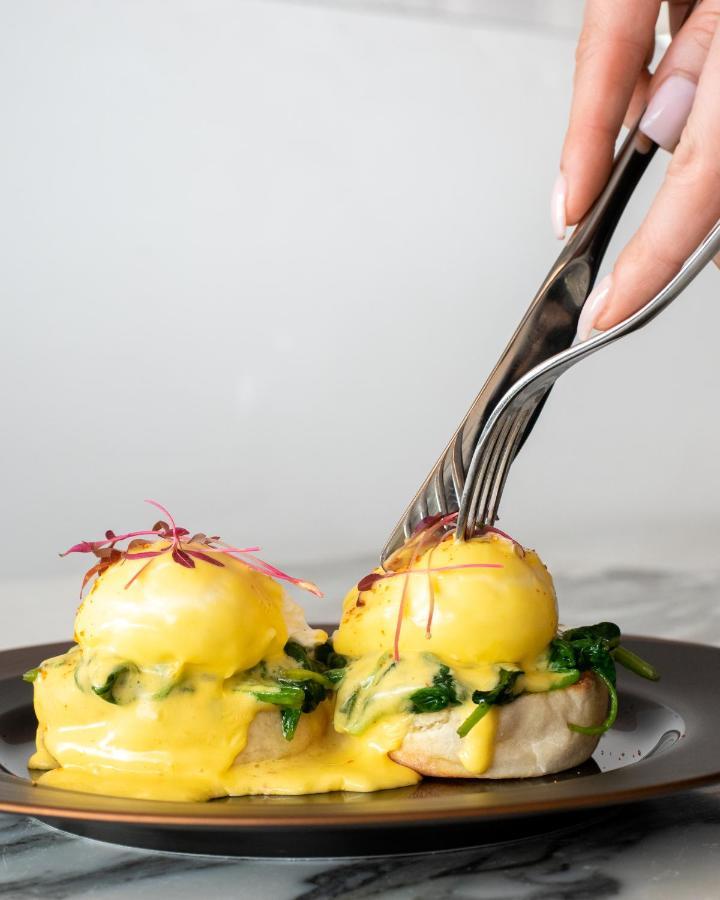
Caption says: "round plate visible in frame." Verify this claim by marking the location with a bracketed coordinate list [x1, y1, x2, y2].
[0, 637, 716, 857]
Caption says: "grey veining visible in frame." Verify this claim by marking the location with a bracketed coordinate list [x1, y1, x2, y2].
[2, 789, 720, 898]
[1, 569, 720, 899]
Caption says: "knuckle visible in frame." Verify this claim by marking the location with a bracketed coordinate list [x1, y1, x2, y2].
[669, 131, 720, 186]
[685, 9, 720, 56]
[575, 28, 648, 69]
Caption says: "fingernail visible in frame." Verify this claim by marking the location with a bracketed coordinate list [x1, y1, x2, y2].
[639, 74, 697, 151]
[576, 274, 613, 342]
[551, 171, 567, 240]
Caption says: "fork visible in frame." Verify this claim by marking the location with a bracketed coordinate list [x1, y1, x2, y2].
[455, 216, 720, 540]
[381, 117, 659, 565]
[380, 3, 706, 565]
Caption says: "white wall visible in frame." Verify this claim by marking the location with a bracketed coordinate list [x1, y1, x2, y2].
[1, 0, 718, 633]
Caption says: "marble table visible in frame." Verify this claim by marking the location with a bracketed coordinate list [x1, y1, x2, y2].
[1, 567, 719, 899]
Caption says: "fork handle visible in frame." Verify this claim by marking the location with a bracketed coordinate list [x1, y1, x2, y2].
[477, 122, 658, 464]
[381, 124, 656, 563]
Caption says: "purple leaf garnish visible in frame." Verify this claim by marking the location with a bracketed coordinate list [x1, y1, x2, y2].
[185, 549, 224, 567]
[61, 501, 323, 598]
[172, 546, 195, 568]
[357, 573, 384, 592]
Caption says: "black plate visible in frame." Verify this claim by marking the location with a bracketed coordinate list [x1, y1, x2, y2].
[0, 637, 716, 857]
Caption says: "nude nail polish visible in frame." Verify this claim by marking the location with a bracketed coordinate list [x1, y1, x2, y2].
[576, 274, 612, 342]
[640, 74, 697, 152]
[551, 171, 567, 240]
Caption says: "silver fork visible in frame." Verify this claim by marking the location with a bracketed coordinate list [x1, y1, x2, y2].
[380, 3, 702, 564]
[381, 118, 659, 565]
[381, 125, 655, 565]
[456, 217, 720, 540]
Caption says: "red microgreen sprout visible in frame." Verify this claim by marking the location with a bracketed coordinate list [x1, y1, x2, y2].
[61, 500, 322, 598]
[479, 525, 526, 557]
[357, 513, 525, 658]
[425, 545, 436, 640]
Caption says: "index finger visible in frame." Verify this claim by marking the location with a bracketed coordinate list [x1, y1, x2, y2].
[560, 0, 659, 224]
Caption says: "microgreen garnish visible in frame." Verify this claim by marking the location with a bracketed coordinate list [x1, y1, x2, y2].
[356, 562, 504, 594]
[61, 499, 322, 598]
[357, 513, 517, 660]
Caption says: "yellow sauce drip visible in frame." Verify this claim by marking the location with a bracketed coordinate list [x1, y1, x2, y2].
[223, 716, 419, 796]
[456, 705, 498, 774]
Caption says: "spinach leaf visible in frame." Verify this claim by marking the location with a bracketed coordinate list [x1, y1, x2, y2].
[457, 668, 522, 737]
[337, 654, 395, 729]
[472, 668, 523, 707]
[281, 668, 334, 689]
[250, 675, 328, 740]
[548, 621, 657, 736]
[91, 665, 133, 705]
[340, 686, 360, 718]
[285, 639, 347, 684]
[547, 638, 577, 672]
[237, 640, 348, 743]
[324, 668, 346, 686]
[568, 670, 618, 735]
[152, 679, 194, 700]
[293, 677, 328, 714]
[613, 645, 659, 681]
[562, 622, 620, 648]
[409, 665, 463, 714]
[251, 685, 305, 709]
[550, 623, 621, 684]
[313, 641, 348, 671]
[281, 708, 302, 741]
[284, 640, 322, 673]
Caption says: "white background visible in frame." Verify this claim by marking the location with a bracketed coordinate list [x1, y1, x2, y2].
[1, 0, 718, 642]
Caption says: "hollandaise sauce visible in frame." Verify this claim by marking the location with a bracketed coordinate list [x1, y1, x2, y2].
[28, 540, 422, 801]
[29, 517, 635, 801]
[29, 646, 420, 801]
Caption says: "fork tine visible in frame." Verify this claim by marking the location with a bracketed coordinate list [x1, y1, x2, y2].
[450, 425, 466, 502]
[432, 464, 448, 517]
[460, 217, 720, 535]
[457, 408, 518, 540]
[467, 412, 518, 531]
[481, 405, 535, 527]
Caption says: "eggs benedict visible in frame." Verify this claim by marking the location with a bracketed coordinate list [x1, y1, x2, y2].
[26, 501, 420, 801]
[27, 501, 340, 800]
[26, 503, 659, 800]
[332, 515, 659, 779]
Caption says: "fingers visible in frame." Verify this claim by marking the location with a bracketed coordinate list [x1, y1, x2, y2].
[641, 1, 720, 149]
[554, 0, 659, 235]
[581, 9, 720, 335]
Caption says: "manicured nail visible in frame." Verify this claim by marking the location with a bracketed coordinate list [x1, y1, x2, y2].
[576, 274, 612, 342]
[639, 74, 696, 151]
[551, 171, 567, 240]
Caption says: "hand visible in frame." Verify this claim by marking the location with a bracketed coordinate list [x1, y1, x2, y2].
[553, 0, 720, 339]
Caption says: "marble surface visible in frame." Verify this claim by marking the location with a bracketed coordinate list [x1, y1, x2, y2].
[1, 567, 719, 899]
